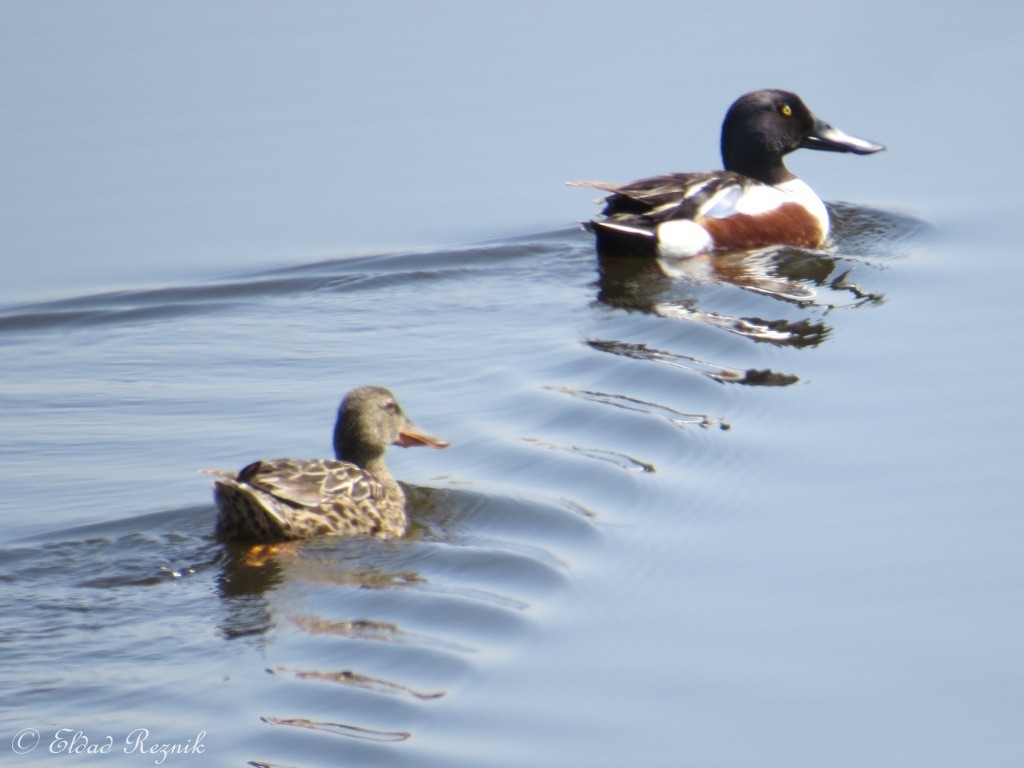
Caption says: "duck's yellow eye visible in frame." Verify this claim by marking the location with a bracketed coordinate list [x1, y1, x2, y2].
[780, 104, 793, 117]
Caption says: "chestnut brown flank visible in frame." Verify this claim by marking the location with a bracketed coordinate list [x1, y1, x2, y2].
[700, 202, 824, 251]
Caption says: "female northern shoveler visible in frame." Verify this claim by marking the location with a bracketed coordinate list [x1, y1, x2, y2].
[206, 386, 449, 543]
[569, 89, 884, 258]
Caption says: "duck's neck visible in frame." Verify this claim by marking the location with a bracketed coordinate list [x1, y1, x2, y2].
[338, 442, 383, 473]
[721, 128, 796, 186]
[371, 462, 403, 504]
[724, 152, 795, 186]
[336, 441, 403, 498]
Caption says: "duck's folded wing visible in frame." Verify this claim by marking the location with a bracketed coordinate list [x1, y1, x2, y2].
[572, 172, 747, 221]
[239, 458, 383, 508]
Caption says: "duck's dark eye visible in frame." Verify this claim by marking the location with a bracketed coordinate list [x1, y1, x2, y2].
[384, 399, 399, 413]
[779, 104, 793, 117]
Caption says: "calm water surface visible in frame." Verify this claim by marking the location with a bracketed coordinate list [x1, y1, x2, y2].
[2, 3, 1023, 767]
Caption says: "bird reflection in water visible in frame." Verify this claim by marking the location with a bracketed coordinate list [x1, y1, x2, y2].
[595, 243, 882, 346]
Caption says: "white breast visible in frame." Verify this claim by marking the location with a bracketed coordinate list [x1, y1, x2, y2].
[775, 178, 830, 239]
[698, 178, 829, 240]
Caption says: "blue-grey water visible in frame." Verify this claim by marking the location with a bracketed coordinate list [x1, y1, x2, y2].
[2, 3, 1023, 767]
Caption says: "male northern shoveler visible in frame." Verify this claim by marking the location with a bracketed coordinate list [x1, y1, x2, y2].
[205, 386, 449, 543]
[569, 89, 884, 258]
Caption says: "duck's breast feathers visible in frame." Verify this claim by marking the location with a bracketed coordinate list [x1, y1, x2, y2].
[697, 202, 825, 252]
[693, 178, 829, 251]
[238, 458, 383, 507]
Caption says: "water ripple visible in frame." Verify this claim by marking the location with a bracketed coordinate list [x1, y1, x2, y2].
[523, 436, 657, 473]
[586, 339, 799, 386]
[260, 716, 409, 743]
[269, 667, 446, 700]
[548, 385, 728, 429]
[0, 235, 571, 337]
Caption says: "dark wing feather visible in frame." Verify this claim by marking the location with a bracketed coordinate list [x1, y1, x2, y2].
[239, 458, 385, 509]
[575, 171, 749, 224]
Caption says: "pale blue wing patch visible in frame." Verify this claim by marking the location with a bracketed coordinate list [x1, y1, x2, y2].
[699, 182, 787, 220]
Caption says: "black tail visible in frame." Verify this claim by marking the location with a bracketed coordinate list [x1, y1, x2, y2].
[589, 221, 658, 259]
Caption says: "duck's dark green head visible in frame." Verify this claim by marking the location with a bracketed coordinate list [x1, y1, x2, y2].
[720, 89, 884, 185]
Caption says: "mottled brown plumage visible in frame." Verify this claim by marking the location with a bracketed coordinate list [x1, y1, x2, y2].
[205, 386, 448, 543]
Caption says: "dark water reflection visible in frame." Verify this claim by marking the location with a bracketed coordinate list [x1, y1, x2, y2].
[595, 205, 915, 338]
[589, 205, 922, 397]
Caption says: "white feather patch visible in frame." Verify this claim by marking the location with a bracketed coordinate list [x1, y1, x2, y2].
[698, 183, 786, 220]
[596, 221, 655, 238]
[656, 219, 713, 258]
[733, 184, 788, 215]
[693, 178, 830, 241]
[776, 178, 829, 238]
